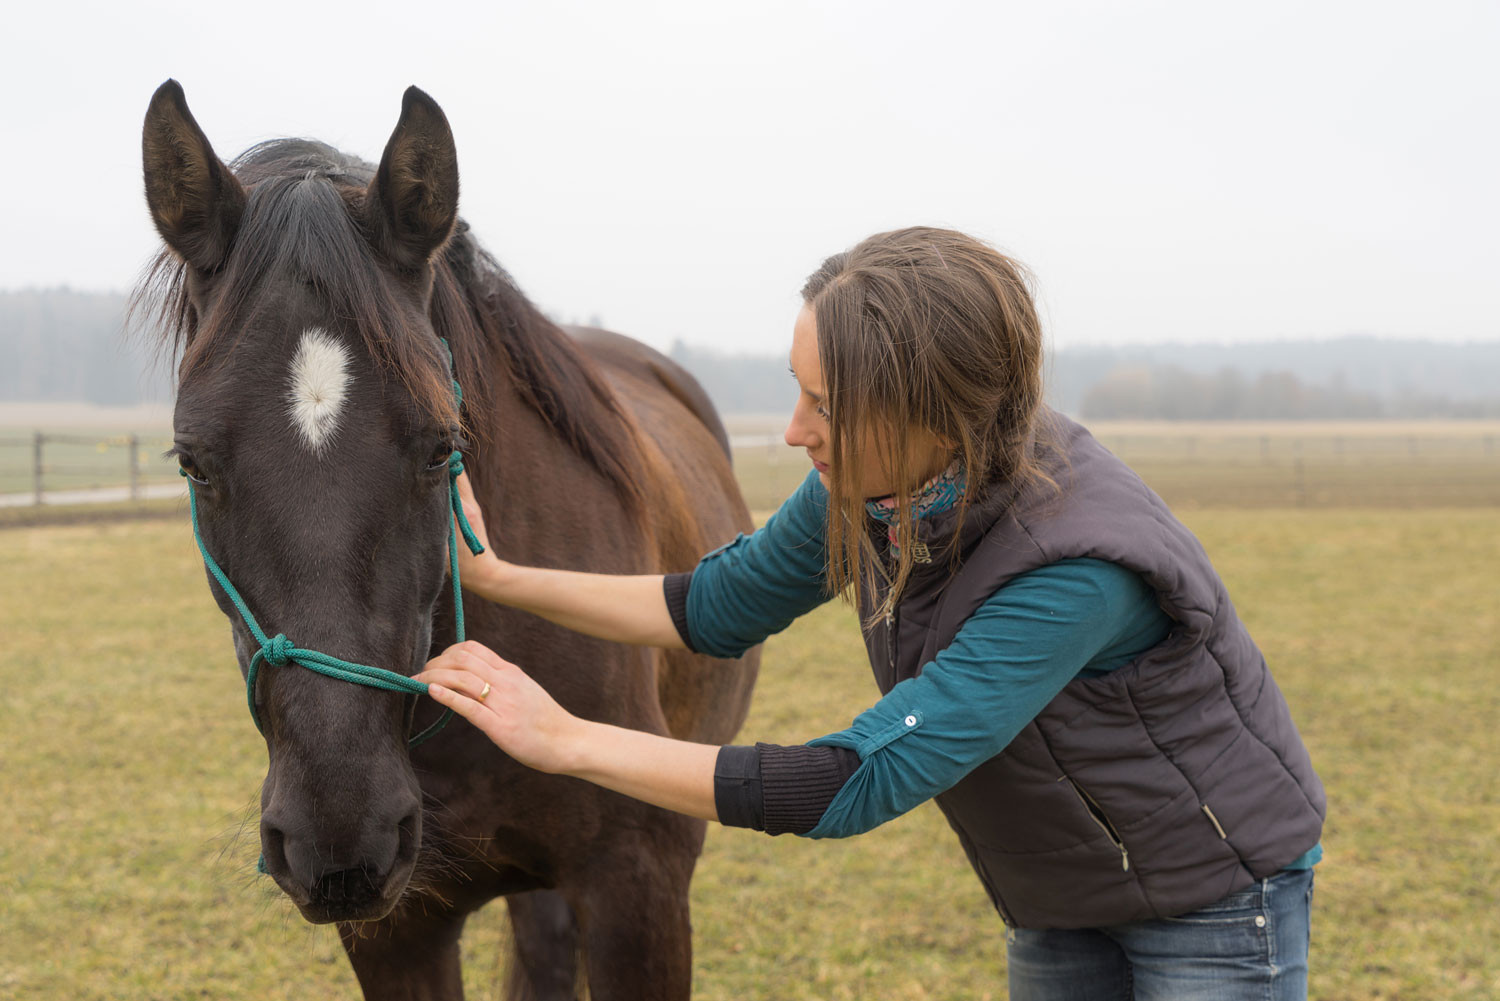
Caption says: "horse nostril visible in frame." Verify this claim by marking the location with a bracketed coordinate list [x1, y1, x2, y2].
[396, 809, 420, 864]
[313, 867, 382, 908]
[260, 822, 287, 876]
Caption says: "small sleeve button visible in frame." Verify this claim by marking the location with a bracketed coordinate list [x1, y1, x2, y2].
[904, 714, 917, 727]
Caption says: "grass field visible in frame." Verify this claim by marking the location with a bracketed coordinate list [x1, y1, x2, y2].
[2, 498, 1497, 1000]
[732, 421, 1500, 510]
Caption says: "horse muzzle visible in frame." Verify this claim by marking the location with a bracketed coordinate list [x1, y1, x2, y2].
[260, 793, 422, 924]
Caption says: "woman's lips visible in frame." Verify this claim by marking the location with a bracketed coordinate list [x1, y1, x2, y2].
[811, 458, 830, 473]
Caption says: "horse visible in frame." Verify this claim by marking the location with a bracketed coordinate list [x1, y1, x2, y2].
[137, 79, 760, 1000]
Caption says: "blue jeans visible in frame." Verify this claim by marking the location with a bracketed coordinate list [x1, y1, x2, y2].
[1006, 868, 1315, 1001]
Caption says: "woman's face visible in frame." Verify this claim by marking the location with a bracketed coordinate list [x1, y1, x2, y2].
[785, 305, 950, 498]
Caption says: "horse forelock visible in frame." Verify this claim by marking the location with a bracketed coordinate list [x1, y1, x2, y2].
[133, 138, 648, 518]
[134, 140, 455, 428]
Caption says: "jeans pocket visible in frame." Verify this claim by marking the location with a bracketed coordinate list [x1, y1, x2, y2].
[1163, 884, 1264, 925]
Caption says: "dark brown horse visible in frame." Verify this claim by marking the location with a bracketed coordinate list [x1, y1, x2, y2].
[138, 80, 759, 1000]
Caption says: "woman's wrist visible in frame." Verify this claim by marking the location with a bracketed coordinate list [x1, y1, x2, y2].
[463, 552, 520, 604]
[561, 718, 612, 780]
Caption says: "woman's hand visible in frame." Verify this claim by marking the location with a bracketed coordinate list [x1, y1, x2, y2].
[453, 472, 525, 600]
[454, 471, 496, 577]
[417, 641, 721, 821]
[417, 641, 583, 775]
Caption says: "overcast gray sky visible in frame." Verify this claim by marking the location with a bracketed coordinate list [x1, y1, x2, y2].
[4, 0, 1495, 352]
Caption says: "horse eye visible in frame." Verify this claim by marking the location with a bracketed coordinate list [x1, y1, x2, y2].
[425, 444, 454, 472]
[178, 454, 210, 485]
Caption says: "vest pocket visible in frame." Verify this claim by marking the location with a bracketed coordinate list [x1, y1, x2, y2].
[1059, 775, 1130, 872]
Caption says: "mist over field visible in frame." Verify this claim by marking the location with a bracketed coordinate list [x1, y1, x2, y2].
[3, 288, 1498, 421]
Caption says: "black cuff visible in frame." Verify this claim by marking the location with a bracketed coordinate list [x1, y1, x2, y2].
[662, 572, 698, 653]
[758, 743, 861, 836]
[714, 745, 764, 831]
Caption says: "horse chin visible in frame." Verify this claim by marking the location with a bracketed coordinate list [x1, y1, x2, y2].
[295, 894, 405, 926]
[276, 866, 415, 926]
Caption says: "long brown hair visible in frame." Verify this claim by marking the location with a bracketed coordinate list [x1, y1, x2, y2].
[801, 226, 1056, 622]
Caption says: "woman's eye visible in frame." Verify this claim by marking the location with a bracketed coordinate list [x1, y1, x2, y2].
[178, 455, 210, 485]
[815, 404, 831, 421]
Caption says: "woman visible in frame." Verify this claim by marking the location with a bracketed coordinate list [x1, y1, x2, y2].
[417, 227, 1325, 999]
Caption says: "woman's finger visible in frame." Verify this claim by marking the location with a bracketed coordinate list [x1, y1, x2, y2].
[423, 641, 508, 677]
[416, 667, 494, 698]
[417, 653, 483, 683]
[453, 472, 491, 546]
[426, 684, 501, 738]
[453, 639, 512, 672]
[455, 469, 478, 506]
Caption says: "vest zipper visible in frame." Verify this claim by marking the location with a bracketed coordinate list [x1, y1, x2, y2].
[1201, 803, 1229, 839]
[1060, 776, 1130, 872]
[877, 543, 899, 681]
[886, 607, 898, 677]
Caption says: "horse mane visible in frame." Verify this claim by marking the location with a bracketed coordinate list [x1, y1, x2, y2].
[133, 138, 646, 517]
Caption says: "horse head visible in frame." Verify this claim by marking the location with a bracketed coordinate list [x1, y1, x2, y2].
[141, 80, 466, 923]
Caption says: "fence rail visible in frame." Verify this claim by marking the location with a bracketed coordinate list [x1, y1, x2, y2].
[0, 431, 179, 507]
[3, 427, 1497, 512]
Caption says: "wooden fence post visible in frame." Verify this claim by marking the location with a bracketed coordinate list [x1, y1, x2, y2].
[128, 434, 141, 501]
[32, 431, 44, 506]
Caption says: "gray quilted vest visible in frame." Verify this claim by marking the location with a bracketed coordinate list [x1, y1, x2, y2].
[859, 411, 1325, 929]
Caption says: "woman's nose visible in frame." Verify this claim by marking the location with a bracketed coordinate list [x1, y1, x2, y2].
[784, 405, 817, 449]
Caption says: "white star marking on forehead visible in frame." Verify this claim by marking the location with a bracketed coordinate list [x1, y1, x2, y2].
[286, 327, 351, 454]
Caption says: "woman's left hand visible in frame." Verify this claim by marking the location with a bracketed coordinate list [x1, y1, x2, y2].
[416, 641, 582, 774]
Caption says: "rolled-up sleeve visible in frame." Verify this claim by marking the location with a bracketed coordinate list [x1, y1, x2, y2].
[675, 469, 834, 658]
[802, 559, 1170, 838]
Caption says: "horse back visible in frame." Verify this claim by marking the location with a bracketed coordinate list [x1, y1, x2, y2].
[565, 326, 733, 459]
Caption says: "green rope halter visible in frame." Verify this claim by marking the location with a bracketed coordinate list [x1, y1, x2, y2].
[182, 339, 484, 751]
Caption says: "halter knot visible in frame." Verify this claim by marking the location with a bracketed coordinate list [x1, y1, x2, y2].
[263, 634, 295, 667]
[448, 451, 465, 477]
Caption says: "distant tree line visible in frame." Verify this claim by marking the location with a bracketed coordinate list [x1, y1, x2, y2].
[1079, 365, 1500, 419]
[1080, 366, 1380, 420]
[4, 288, 1498, 419]
[667, 340, 796, 415]
[0, 289, 169, 405]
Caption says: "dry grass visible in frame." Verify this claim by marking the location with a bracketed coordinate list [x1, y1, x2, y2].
[2, 505, 1497, 999]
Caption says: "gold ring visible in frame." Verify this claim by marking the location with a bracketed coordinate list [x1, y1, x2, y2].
[477, 680, 491, 701]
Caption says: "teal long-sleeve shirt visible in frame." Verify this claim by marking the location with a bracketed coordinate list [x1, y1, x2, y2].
[685, 470, 1321, 868]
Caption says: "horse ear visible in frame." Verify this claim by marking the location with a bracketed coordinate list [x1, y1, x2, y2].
[367, 86, 460, 269]
[141, 80, 245, 273]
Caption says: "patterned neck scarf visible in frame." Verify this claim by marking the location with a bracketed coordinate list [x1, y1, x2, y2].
[865, 461, 967, 558]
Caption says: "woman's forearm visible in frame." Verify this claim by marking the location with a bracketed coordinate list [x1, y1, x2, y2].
[564, 719, 720, 822]
[466, 558, 686, 649]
